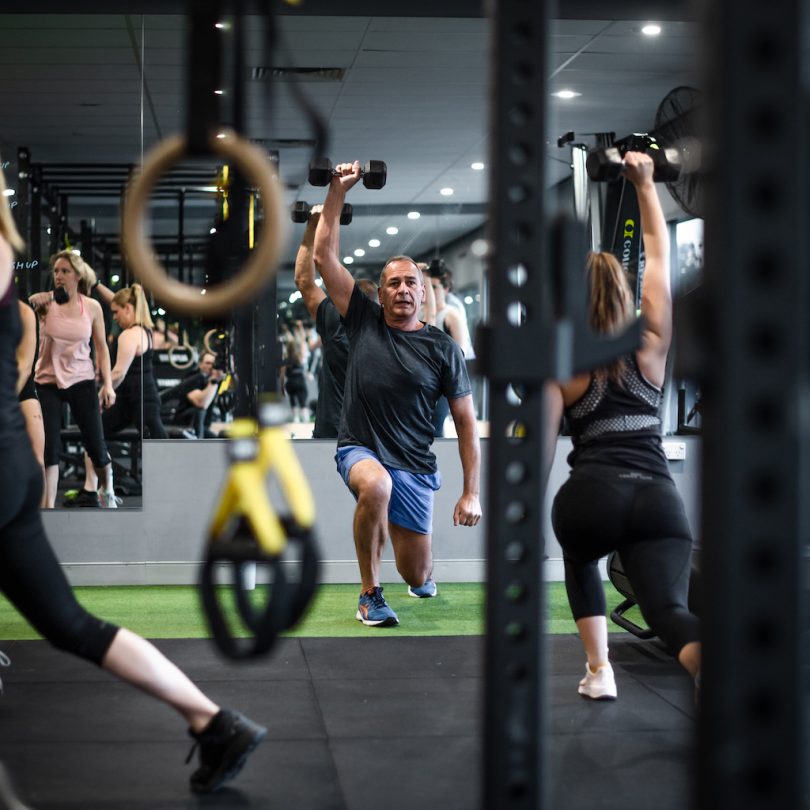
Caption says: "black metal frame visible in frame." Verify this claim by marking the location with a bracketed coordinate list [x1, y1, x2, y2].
[698, 2, 806, 807]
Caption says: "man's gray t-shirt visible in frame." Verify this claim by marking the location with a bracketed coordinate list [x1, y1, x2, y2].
[338, 284, 471, 474]
[313, 298, 348, 439]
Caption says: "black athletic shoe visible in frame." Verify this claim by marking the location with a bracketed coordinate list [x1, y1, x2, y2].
[63, 489, 100, 508]
[186, 709, 267, 794]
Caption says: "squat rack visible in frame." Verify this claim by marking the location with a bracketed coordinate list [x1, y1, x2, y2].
[484, 1, 807, 808]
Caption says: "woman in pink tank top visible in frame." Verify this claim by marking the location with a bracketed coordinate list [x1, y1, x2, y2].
[30, 251, 117, 508]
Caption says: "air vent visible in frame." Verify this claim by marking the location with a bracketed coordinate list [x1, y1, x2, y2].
[252, 138, 317, 149]
[251, 66, 346, 82]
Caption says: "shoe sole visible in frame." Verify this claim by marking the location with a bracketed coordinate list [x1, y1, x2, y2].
[578, 687, 617, 701]
[191, 726, 268, 794]
[355, 610, 399, 627]
[407, 586, 438, 598]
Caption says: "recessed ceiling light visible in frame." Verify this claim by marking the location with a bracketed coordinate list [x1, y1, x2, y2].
[343, 256, 354, 264]
[407, 211, 421, 220]
[2, 189, 14, 197]
[552, 90, 581, 99]
[471, 162, 485, 171]
[209, 227, 217, 234]
[216, 132, 227, 139]
[200, 289, 207, 295]
[214, 89, 225, 95]
[642, 24, 662, 36]
[386, 226, 399, 235]
[354, 248, 365, 257]
[440, 187, 454, 196]
[214, 22, 227, 29]
[368, 238, 381, 247]
[111, 274, 121, 284]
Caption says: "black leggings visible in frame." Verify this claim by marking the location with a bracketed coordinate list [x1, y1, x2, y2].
[551, 462, 700, 657]
[285, 373, 308, 410]
[0, 436, 119, 664]
[37, 380, 111, 468]
[103, 388, 168, 439]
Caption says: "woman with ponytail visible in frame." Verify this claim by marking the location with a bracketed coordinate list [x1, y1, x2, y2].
[101, 283, 167, 439]
[70, 283, 168, 505]
[545, 151, 700, 700]
[28, 250, 116, 508]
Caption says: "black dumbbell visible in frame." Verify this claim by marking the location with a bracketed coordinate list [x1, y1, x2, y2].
[586, 145, 683, 183]
[308, 158, 387, 190]
[291, 200, 353, 225]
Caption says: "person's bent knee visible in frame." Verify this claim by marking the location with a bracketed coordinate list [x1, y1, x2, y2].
[44, 610, 119, 666]
[352, 467, 393, 509]
[396, 560, 431, 588]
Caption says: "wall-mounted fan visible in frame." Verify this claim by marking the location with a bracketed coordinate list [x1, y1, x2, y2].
[653, 86, 704, 219]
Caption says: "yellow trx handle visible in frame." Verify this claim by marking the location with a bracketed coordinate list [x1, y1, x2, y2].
[208, 418, 287, 555]
[258, 423, 316, 529]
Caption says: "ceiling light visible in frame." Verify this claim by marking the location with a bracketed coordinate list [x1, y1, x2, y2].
[111, 274, 120, 284]
[642, 24, 662, 36]
[354, 248, 365, 257]
[407, 211, 421, 220]
[386, 226, 399, 236]
[471, 162, 485, 171]
[440, 187, 454, 196]
[552, 90, 581, 99]
[214, 89, 225, 95]
[2, 189, 14, 197]
[216, 132, 227, 139]
[315, 278, 323, 287]
[209, 227, 217, 234]
[201, 289, 207, 295]
[368, 238, 381, 248]
[464, 295, 474, 305]
[214, 22, 228, 29]
[157, 307, 166, 315]
[343, 256, 354, 264]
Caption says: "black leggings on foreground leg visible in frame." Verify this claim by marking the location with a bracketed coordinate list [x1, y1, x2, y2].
[551, 462, 700, 657]
[0, 437, 119, 664]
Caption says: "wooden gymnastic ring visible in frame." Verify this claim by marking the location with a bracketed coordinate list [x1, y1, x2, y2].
[167, 342, 196, 370]
[203, 327, 227, 357]
[122, 129, 288, 316]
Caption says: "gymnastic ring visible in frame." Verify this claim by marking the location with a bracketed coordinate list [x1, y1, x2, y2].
[203, 327, 228, 357]
[122, 129, 288, 317]
[167, 342, 197, 370]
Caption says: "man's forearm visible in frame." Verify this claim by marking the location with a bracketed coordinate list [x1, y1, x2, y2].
[457, 420, 481, 496]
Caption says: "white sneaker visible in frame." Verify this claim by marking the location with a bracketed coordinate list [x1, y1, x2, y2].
[578, 662, 617, 700]
[98, 489, 120, 509]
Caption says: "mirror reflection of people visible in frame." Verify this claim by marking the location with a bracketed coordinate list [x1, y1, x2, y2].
[58, 283, 169, 505]
[292, 203, 379, 437]
[0, 167, 266, 796]
[313, 160, 482, 628]
[151, 316, 179, 350]
[173, 351, 225, 438]
[429, 269, 476, 437]
[545, 152, 701, 700]
[15, 300, 45, 507]
[280, 320, 311, 423]
[28, 251, 117, 508]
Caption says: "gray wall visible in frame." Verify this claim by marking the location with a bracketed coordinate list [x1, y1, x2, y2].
[45, 436, 701, 585]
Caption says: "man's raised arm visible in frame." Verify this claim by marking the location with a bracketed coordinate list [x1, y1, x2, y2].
[312, 161, 362, 317]
[293, 205, 327, 322]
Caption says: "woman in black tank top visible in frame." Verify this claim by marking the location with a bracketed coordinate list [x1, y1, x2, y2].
[545, 152, 700, 702]
[0, 177, 265, 795]
[76, 283, 168, 502]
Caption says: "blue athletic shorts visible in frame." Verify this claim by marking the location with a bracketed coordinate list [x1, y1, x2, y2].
[335, 445, 442, 535]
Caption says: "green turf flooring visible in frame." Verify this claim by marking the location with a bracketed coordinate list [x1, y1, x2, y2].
[0, 582, 648, 640]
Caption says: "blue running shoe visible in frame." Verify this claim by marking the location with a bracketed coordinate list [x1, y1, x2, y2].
[356, 586, 399, 627]
[408, 576, 438, 598]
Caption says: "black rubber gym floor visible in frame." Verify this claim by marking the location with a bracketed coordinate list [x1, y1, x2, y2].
[0, 635, 695, 809]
